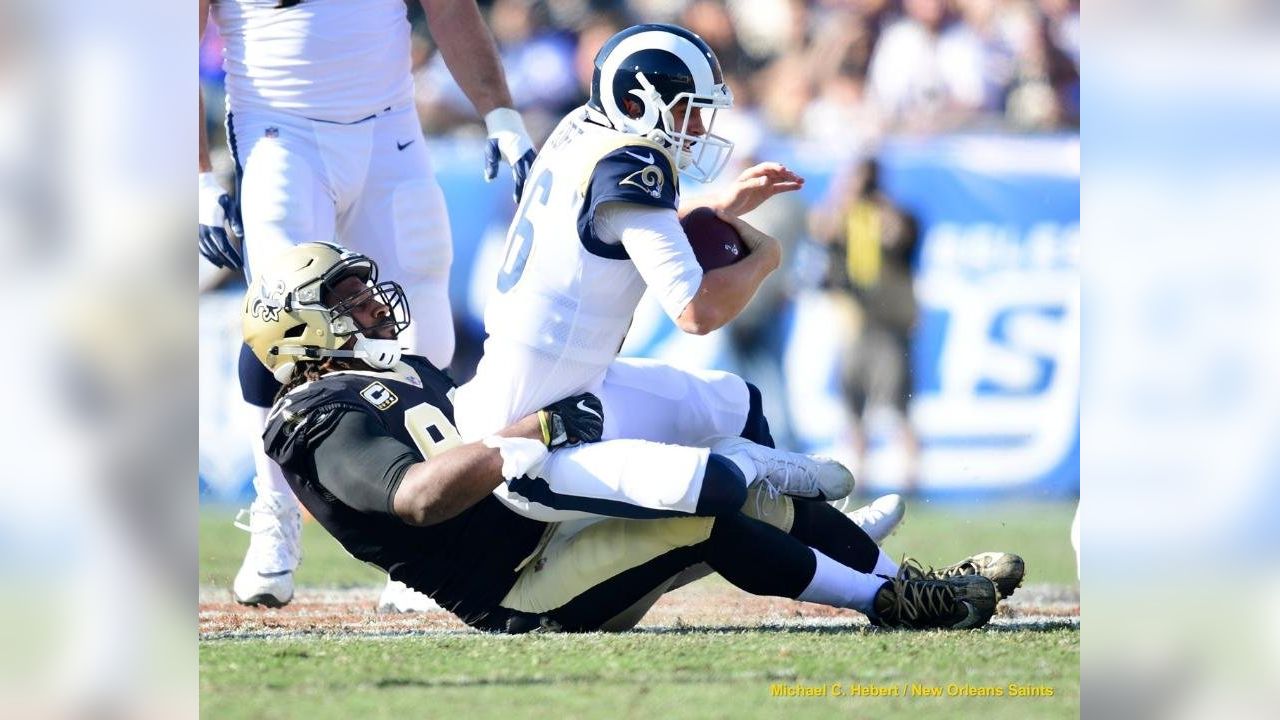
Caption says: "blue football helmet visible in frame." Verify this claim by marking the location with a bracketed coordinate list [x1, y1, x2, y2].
[588, 23, 734, 183]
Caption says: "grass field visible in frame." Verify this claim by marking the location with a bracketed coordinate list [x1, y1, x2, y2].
[200, 499, 1079, 719]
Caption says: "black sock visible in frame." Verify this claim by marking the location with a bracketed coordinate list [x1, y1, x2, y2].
[701, 512, 816, 598]
[788, 499, 880, 573]
[739, 382, 775, 448]
[695, 454, 749, 515]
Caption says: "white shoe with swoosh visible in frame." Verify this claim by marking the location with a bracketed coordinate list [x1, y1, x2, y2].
[839, 494, 905, 544]
[710, 437, 855, 501]
[232, 493, 301, 608]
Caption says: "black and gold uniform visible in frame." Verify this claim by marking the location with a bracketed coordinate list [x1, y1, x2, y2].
[262, 355, 548, 630]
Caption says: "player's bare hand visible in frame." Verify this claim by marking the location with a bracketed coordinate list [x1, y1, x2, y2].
[716, 211, 781, 272]
[714, 162, 805, 217]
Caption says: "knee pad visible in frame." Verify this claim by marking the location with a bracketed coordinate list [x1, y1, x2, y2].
[739, 382, 775, 448]
[392, 179, 453, 278]
[239, 343, 282, 408]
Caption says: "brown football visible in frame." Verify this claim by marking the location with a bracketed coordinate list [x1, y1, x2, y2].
[680, 206, 748, 270]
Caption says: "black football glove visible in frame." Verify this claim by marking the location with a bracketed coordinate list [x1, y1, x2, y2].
[538, 393, 604, 449]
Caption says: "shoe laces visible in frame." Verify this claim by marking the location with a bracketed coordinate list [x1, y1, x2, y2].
[885, 558, 957, 625]
[935, 559, 979, 580]
[898, 555, 979, 582]
[234, 498, 301, 570]
[755, 478, 782, 517]
[756, 451, 814, 493]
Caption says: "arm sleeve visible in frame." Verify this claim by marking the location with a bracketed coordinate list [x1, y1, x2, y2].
[594, 202, 704, 322]
[310, 408, 422, 518]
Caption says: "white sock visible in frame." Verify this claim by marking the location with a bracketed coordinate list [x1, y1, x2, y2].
[796, 549, 889, 613]
[872, 551, 899, 578]
[247, 403, 299, 509]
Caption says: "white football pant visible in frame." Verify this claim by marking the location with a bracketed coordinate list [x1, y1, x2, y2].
[455, 358, 752, 521]
[232, 104, 455, 367]
[231, 104, 455, 504]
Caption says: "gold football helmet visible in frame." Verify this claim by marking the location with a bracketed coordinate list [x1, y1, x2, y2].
[242, 242, 410, 382]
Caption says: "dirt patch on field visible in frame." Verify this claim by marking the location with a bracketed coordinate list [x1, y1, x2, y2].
[200, 583, 1078, 639]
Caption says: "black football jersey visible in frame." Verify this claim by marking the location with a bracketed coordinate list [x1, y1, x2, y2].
[262, 356, 548, 629]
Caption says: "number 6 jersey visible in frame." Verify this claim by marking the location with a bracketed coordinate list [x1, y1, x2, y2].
[262, 355, 547, 629]
[460, 106, 703, 438]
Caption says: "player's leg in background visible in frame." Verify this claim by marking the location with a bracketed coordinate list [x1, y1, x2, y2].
[332, 107, 453, 612]
[230, 109, 338, 607]
[891, 329, 921, 497]
[235, 111, 338, 283]
[826, 331, 907, 538]
[834, 329, 871, 512]
[339, 106, 454, 370]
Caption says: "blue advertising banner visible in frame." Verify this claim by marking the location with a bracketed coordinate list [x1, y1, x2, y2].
[872, 136, 1079, 496]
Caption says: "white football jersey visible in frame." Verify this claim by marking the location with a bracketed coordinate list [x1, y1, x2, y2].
[464, 108, 687, 428]
[211, 0, 413, 123]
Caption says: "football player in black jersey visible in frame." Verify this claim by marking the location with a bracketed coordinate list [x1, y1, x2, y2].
[240, 242, 1022, 632]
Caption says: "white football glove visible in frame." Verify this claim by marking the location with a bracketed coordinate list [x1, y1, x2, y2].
[198, 172, 243, 269]
[483, 108, 537, 203]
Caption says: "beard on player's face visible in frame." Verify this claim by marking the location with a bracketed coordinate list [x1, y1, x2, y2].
[327, 275, 397, 341]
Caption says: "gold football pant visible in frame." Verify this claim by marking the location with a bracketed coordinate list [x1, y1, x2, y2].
[499, 485, 795, 631]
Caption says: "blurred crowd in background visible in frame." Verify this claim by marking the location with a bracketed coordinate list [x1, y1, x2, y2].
[202, 0, 1080, 156]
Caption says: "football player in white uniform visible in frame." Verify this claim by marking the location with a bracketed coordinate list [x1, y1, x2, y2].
[454, 25, 868, 528]
[199, 0, 536, 611]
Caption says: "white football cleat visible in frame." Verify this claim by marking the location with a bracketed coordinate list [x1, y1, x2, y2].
[232, 491, 301, 608]
[377, 578, 441, 613]
[838, 493, 905, 544]
[711, 437, 855, 501]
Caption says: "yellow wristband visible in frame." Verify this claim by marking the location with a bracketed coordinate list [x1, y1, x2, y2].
[537, 410, 552, 446]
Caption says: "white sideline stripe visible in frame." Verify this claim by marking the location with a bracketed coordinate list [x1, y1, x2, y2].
[202, 615, 1079, 642]
[199, 583, 1080, 603]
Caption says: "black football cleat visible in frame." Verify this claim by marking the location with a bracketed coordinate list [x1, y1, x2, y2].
[903, 552, 1026, 599]
[870, 559, 998, 630]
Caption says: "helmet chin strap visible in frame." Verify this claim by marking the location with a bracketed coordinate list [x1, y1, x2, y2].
[272, 333, 404, 377]
[352, 334, 402, 370]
